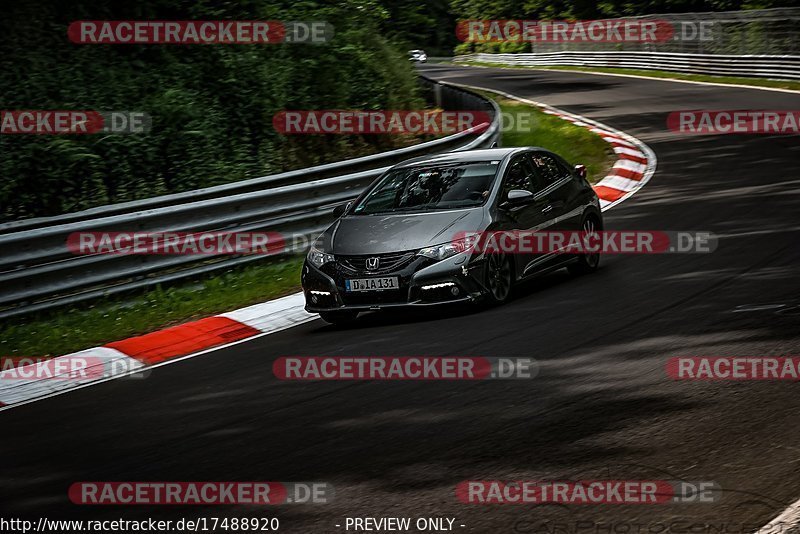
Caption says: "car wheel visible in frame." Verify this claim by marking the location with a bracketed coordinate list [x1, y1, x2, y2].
[319, 311, 359, 325]
[568, 215, 601, 275]
[485, 253, 513, 305]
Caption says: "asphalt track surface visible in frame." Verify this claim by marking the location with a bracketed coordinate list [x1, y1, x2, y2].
[2, 64, 800, 533]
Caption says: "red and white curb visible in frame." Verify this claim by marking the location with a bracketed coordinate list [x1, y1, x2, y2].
[0, 293, 316, 410]
[755, 498, 800, 534]
[0, 90, 655, 412]
[445, 82, 658, 211]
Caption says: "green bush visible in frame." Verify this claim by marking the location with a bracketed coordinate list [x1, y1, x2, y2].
[454, 42, 475, 55]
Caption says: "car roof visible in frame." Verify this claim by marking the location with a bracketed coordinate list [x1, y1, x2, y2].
[393, 147, 546, 168]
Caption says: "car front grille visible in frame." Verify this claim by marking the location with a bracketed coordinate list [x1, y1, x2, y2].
[338, 252, 416, 274]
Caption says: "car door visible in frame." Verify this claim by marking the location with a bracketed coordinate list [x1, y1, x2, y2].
[495, 154, 551, 279]
[553, 153, 591, 230]
[529, 151, 581, 231]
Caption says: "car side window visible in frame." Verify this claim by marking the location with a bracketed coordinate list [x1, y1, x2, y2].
[523, 154, 548, 192]
[530, 153, 569, 185]
[501, 156, 537, 199]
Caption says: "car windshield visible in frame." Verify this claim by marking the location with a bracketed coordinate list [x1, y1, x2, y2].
[352, 162, 499, 215]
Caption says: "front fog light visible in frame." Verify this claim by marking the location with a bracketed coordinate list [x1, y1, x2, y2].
[421, 282, 456, 291]
[420, 282, 462, 302]
[309, 290, 331, 304]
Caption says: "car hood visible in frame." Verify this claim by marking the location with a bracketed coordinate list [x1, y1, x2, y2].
[328, 209, 486, 255]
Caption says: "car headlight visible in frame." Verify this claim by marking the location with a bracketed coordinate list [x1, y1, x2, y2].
[307, 245, 334, 268]
[417, 239, 471, 261]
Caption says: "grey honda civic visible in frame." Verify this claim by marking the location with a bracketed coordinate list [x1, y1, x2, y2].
[301, 147, 603, 324]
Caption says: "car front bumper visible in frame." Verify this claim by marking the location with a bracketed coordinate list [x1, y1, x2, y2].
[301, 253, 488, 312]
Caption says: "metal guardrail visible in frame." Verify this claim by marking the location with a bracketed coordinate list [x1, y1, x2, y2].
[455, 51, 800, 80]
[455, 7, 800, 55]
[0, 77, 501, 319]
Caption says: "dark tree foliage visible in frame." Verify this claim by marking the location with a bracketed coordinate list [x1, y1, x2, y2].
[450, 0, 798, 19]
[383, 0, 460, 55]
[0, 0, 423, 220]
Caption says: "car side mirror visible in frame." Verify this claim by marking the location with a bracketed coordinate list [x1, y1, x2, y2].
[500, 189, 534, 209]
[575, 164, 587, 179]
[333, 201, 352, 218]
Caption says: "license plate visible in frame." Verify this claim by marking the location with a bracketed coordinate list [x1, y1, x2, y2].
[345, 277, 399, 292]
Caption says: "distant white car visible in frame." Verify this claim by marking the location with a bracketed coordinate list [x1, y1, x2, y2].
[408, 49, 427, 63]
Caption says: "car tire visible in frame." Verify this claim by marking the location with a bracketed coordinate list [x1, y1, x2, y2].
[567, 215, 601, 275]
[484, 253, 514, 305]
[319, 311, 359, 325]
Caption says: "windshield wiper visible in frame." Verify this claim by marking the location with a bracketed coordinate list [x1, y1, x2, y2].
[385, 204, 438, 213]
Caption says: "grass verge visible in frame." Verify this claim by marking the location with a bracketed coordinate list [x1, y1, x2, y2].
[0, 95, 614, 358]
[462, 60, 800, 92]
[478, 90, 615, 183]
[0, 256, 304, 358]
